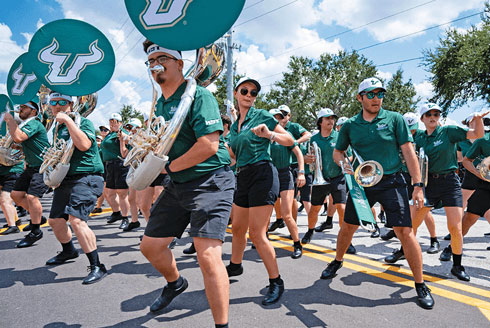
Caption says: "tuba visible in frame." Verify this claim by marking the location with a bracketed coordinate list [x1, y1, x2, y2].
[309, 141, 327, 186]
[477, 156, 490, 182]
[124, 43, 225, 190]
[40, 93, 97, 188]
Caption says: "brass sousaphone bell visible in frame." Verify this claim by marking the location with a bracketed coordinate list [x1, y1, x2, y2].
[477, 156, 490, 182]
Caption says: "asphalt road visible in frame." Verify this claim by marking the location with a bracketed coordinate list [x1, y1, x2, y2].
[1, 195, 489, 328]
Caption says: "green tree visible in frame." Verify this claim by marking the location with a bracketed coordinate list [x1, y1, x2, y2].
[423, 3, 490, 114]
[383, 69, 419, 114]
[119, 104, 144, 124]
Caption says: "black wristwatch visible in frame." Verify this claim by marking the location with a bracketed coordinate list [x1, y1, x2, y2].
[412, 182, 424, 188]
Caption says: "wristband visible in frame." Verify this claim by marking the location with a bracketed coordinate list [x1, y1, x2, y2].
[165, 161, 173, 174]
[298, 170, 305, 174]
[412, 182, 424, 188]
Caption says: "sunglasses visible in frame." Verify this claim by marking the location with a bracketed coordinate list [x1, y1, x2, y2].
[424, 111, 441, 118]
[361, 91, 384, 99]
[49, 100, 69, 106]
[124, 124, 135, 130]
[145, 55, 177, 67]
[100, 128, 109, 132]
[239, 88, 258, 97]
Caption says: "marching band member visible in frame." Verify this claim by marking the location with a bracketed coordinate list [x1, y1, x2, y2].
[43, 92, 107, 284]
[303, 108, 356, 254]
[100, 113, 130, 227]
[268, 108, 306, 259]
[323, 77, 434, 309]
[226, 77, 294, 305]
[4, 101, 49, 247]
[92, 124, 110, 214]
[411, 103, 487, 281]
[0, 162, 23, 235]
[139, 40, 234, 328]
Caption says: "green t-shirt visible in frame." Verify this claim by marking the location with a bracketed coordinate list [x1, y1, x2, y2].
[229, 106, 278, 167]
[286, 121, 307, 165]
[458, 139, 473, 158]
[0, 161, 24, 175]
[100, 131, 123, 162]
[270, 131, 296, 169]
[20, 118, 50, 168]
[155, 82, 230, 183]
[414, 125, 468, 174]
[55, 117, 104, 176]
[336, 108, 412, 175]
[312, 130, 351, 179]
[465, 133, 490, 164]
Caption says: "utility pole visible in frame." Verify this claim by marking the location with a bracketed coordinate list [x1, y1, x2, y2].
[225, 29, 234, 122]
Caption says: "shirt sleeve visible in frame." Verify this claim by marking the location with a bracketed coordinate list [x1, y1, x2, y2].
[447, 125, 469, 143]
[189, 88, 224, 139]
[20, 120, 40, 138]
[394, 114, 413, 145]
[260, 110, 279, 132]
[294, 123, 307, 138]
[465, 139, 482, 160]
[335, 122, 350, 151]
[80, 118, 96, 144]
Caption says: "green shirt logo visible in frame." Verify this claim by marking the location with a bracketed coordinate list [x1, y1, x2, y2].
[140, 0, 193, 29]
[433, 140, 443, 147]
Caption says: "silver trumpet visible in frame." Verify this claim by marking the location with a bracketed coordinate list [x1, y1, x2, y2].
[345, 148, 383, 187]
[309, 141, 327, 186]
[477, 156, 490, 182]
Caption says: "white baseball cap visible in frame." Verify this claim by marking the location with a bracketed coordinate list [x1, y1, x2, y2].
[358, 77, 386, 94]
[269, 108, 285, 117]
[419, 103, 442, 118]
[278, 104, 290, 114]
[317, 108, 337, 119]
[403, 112, 419, 130]
[128, 118, 142, 128]
[337, 116, 348, 126]
[235, 77, 261, 92]
[109, 113, 122, 122]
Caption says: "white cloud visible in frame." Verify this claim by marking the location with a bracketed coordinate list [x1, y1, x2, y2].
[0, 23, 26, 73]
[415, 81, 434, 101]
[377, 71, 393, 81]
[0, 83, 6, 95]
[36, 18, 44, 30]
[318, 0, 483, 42]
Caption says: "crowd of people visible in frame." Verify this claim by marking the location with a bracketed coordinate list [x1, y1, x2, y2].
[1, 39, 490, 328]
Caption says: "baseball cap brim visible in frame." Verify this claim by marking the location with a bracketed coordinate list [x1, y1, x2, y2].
[235, 77, 261, 92]
[361, 86, 386, 93]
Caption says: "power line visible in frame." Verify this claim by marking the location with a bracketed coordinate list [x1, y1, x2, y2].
[243, 0, 264, 11]
[377, 57, 424, 67]
[234, 0, 299, 27]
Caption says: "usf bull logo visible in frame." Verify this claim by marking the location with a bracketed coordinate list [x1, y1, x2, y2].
[39, 38, 104, 85]
[140, 0, 193, 29]
[11, 64, 37, 96]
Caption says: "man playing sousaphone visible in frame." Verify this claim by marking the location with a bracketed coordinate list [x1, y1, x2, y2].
[139, 40, 234, 327]
[43, 92, 107, 284]
[322, 77, 435, 309]
[4, 101, 49, 248]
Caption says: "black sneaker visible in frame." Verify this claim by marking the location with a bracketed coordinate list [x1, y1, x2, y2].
[315, 221, 333, 232]
[150, 277, 189, 312]
[443, 233, 451, 241]
[381, 229, 397, 241]
[107, 212, 122, 224]
[226, 263, 243, 277]
[320, 260, 343, 279]
[268, 219, 285, 232]
[297, 204, 304, 213]
[46, 250, 79, 265]
[415, 284, 434, 309]
[262, 279, 284, 305]
[183, 242, 196, 255]
[320, 210, 328, 216]
[91, 207, 103, 214]
[0, 226, 20, 235]
[439, 246, 452, 261]
[301, 230, 314, 244]
[384, 249, 405, 263]
[16, 230, 43, 248]
[23, 216, 47, 232]
[451, 265, 470, 281]
[378, 212, 386, 224]
[427, 240, 440, 254]
[123, 221, 140, 232]
[17, 207, 27, 217]
[168, 237, 177, 249]
[346, 244, 356, 254]
[82, 264, 108, 284]
[119, 218, 129, 230]
[291, 244, 302, 259]
[370, 225, 380, 238]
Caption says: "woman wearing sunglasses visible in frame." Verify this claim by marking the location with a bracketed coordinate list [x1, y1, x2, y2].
[226, 77, 294, 306]
[411, 103, 488, 282]
[91, 125, 110, 214]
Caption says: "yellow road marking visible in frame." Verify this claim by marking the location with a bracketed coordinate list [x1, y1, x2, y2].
[479, 307, 490, 321]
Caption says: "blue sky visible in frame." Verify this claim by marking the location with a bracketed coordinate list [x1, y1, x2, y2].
[0, 0, 487, 128]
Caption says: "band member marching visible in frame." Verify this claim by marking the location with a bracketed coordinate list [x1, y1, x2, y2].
[410, 103, 487, 281]
[323, 77, 435, 309]
[43, 92, 107, 284]
[4, 101, 49, 248]
[0, 161, 24, 235]
[139, 41, 235, 327]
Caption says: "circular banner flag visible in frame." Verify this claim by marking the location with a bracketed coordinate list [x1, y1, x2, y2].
[6, 52, 42, 105]
[0, 94, 14, 135]
[29, 19, 115, 96]
[125, 0, 245, 50]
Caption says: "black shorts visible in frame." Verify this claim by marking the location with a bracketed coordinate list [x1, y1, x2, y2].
[466, 180, 490, 216]
[290, 164, 299, 195]
[299, 173, 313, 202]
[277, 167, 294, 192]
[13, 166, 48, 198]
[426, 172, 463, 208]
[150, 173, 167, 187]
[311, 175, 347, 206]
[234, 161, 279, 208]
[50, 174, 104, 221]
[102, 162, 107, 181]
[0, 172, 20, 193]
[461, 170, 479, 190]
[145, 167, 235, 241]
[344, 172, 412, 228]
[105, 159, 129, 189]
[402, 172, 414, 200]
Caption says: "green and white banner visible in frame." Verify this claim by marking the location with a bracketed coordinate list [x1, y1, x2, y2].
[0, 94, 14, 136]
[7, 52, 42, 105]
